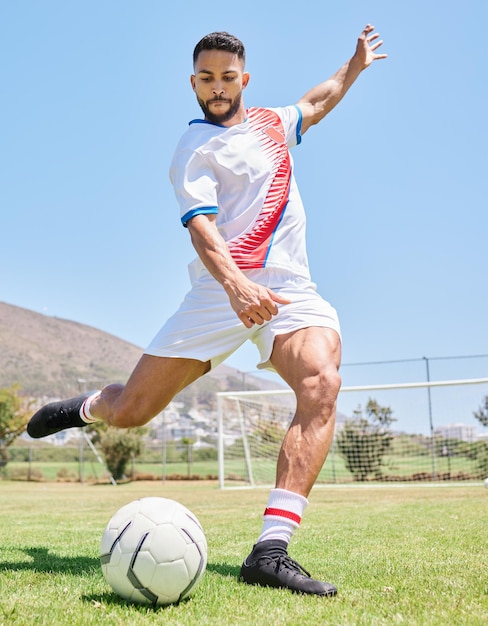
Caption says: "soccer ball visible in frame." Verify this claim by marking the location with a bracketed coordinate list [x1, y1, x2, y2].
[100, 497, 207, 606]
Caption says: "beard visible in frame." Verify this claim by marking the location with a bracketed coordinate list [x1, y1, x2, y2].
[197, 93, 243, 125]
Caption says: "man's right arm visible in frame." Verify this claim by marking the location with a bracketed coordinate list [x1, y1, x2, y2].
[186, 214, 290, 327]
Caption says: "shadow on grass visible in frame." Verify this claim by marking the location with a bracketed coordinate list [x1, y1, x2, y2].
[81, 562, 240, 610]
[82, 591, 194, 611]
[206, 561, 240, 579]
[0, 546, 99, 574]
[2, 551, 241, 611]
[1, 549, 240, 580]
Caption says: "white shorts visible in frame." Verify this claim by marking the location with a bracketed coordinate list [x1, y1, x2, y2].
[145, 267, 341, 372]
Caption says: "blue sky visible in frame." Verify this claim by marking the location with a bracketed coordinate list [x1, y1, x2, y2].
[2, 1, 487, 432]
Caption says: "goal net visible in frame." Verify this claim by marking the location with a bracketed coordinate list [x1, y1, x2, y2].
[216, 378, 488, 488]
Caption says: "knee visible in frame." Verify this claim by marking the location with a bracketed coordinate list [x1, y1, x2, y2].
[299, 366, 341, 413]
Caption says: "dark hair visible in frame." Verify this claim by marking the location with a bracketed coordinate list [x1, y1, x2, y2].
[193, 31, 246, 66]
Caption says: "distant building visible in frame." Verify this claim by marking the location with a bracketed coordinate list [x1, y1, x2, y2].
[434, 423, 477, 442]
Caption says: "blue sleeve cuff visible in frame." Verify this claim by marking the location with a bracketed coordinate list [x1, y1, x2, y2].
[181, 206, 218, 227]
[294, 105, 302, 145]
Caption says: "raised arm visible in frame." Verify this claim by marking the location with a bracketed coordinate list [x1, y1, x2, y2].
[297, 24, 387, 134]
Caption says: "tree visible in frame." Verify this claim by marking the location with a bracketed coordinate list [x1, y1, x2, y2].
[87, 422, 147, 481]
[0, 385, 33, 468]
[474, 395, 488, 428]
[181, 437, 195, 477]
[336, 398, 396, 481]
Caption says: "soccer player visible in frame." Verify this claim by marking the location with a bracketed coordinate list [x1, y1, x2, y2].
[28, 25, 386, 596]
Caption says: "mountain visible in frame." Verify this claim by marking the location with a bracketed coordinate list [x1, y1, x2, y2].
[0, 301, 284, 398]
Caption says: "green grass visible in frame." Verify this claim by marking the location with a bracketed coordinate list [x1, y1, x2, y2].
[0, 481, 487, 625]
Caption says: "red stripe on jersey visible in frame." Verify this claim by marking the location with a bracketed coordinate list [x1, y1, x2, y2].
[264, 507, 301, 525]
[227, 108, 291, 269]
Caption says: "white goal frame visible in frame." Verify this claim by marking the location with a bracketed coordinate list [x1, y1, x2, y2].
[216, 377, 488, 489]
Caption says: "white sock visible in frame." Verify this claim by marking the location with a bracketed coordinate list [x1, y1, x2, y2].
[256, 488, 309, 545]
[79, 391, 101, 424]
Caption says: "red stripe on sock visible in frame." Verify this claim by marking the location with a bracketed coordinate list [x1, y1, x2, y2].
[264, 507, 301, 525]
[81, 399, 96, 423]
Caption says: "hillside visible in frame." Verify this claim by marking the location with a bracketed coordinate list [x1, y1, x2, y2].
[0, 301, 284, 398]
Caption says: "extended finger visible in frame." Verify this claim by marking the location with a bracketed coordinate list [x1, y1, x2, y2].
[370, 39, 384, 50]
[269, 289, 292, 305]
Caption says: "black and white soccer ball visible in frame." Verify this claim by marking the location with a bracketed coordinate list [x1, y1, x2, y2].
[100, 497, 207, 606]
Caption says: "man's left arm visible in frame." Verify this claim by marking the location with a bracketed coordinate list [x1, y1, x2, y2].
[297, 24, 387, 134]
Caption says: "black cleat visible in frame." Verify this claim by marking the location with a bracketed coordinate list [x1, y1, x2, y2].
[239, 539, 337, 596]
[27, 392, 94, 439]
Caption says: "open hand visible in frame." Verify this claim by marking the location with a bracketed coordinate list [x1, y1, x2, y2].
[356, 24, 387, 69]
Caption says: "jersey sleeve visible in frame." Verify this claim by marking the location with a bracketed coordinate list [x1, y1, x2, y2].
[170, 143, 219, 227]
[269, 105, 303, 148]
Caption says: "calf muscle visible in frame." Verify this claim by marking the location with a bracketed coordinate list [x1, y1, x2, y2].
[270, 327, 341, 496]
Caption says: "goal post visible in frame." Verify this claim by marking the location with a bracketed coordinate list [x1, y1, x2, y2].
[216, 378, 488, 489]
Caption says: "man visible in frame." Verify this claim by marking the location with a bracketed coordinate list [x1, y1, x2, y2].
[28, 25, 386, 596]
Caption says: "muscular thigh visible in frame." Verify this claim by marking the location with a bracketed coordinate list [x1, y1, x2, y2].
[270, 327, 341, 391]
[114, 354, 210, 424]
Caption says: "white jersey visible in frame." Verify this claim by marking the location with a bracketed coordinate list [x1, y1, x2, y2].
[170, 105, 312, 281]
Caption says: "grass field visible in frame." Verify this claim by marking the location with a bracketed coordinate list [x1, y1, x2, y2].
[0, 481, 487, 625]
